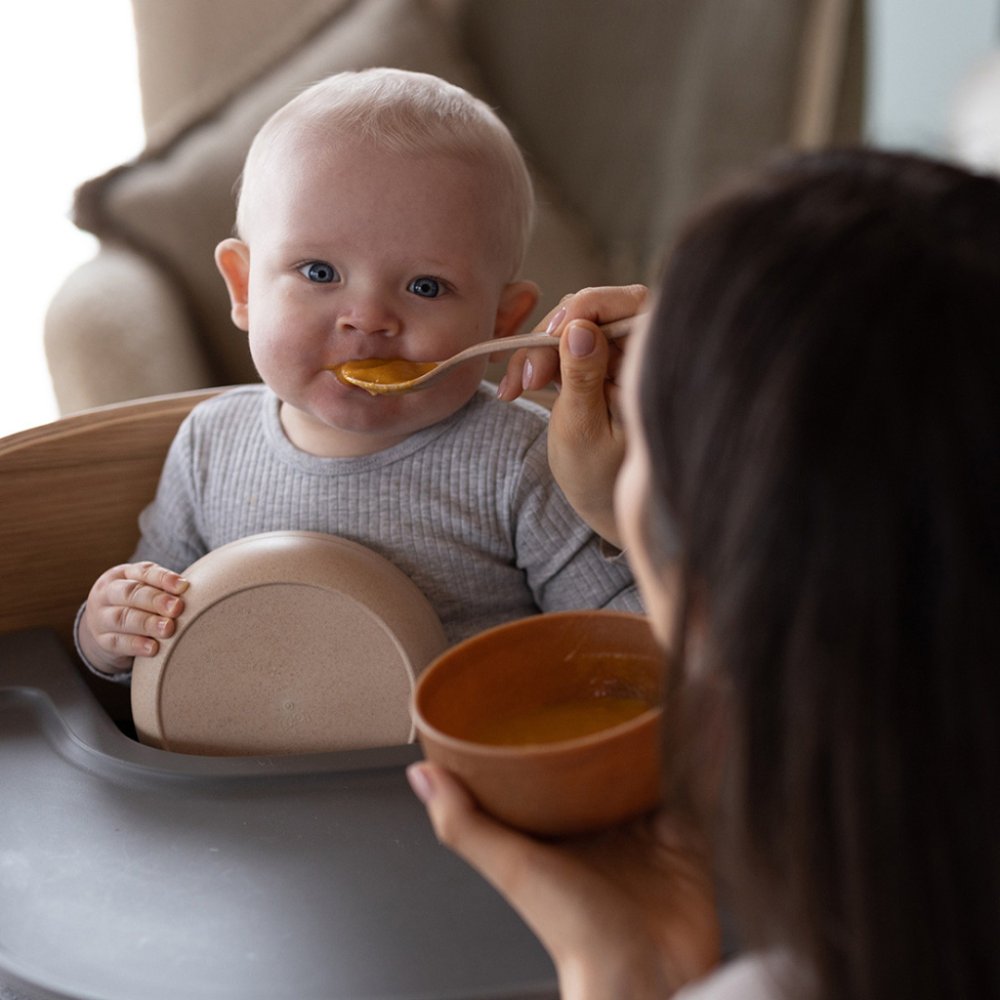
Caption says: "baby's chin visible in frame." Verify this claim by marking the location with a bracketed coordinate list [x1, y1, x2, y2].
[280, 387, 478, 457]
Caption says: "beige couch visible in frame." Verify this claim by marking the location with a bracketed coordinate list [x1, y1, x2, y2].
[44, 0, 864, 414]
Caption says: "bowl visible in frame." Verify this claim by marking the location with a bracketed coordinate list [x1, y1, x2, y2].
[132, 531, 447, 756]
[412, 610, 664, 837]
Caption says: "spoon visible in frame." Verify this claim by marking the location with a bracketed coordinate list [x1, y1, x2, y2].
[331, 317, 631, 395]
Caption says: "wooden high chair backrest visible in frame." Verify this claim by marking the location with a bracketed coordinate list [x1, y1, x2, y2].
[0, 389, 222, 715]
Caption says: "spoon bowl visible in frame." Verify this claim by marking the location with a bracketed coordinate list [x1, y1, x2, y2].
[332, 318, 631, 395]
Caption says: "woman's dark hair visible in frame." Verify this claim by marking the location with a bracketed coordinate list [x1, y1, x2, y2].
[641, 149, 1000, 1000]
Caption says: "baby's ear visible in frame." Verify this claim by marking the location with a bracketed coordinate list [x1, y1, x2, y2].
[215, 238, 252, 331]
[493, 280, 540, 340]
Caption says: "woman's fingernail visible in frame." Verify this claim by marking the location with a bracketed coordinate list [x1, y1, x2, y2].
[568, 322, 596, 357]
[545, 307, 567, 335]
[496, 375, 508, 399]
[407, 763, 435, 804]
[521, 359, 534, 390]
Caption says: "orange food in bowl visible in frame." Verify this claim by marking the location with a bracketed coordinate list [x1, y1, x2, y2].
[467, 694, 654, 746]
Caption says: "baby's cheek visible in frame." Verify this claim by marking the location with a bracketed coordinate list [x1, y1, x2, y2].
[419, 367, 485, 419]
[250, 325, 297, 367]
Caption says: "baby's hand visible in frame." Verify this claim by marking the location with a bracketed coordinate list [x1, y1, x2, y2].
[78, 562, 189, 677]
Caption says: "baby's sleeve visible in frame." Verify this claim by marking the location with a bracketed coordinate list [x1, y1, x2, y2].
[512, 431, 643, 615]
[130, 410, 209, 572]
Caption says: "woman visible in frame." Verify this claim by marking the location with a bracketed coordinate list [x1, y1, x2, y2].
[408, 148, 1000, 999]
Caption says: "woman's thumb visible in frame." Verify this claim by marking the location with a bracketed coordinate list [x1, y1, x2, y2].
[559, 321, 610, 418]
[559, 320, 608, 398]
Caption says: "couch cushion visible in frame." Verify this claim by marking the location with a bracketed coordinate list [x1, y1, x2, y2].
[74, 0, 608, 386]
[132, 0, 353, 149]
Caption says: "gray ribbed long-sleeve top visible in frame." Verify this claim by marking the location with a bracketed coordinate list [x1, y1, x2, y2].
[132, 385, 641, 644]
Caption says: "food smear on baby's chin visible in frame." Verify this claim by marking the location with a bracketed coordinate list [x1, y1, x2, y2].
[329, 358, 437, 395]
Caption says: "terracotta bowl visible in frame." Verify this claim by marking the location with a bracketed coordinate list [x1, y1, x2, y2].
[132, 531, 447, 756]
[412, 610, 664, 837]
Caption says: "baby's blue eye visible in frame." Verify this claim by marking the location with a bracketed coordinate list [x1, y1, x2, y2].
[299, 261, 338, 283]
[408, 276, 442, 298]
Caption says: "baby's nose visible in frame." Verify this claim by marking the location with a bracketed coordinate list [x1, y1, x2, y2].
[335, 300, 400, 337]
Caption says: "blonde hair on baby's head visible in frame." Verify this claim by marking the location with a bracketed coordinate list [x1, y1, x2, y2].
[237, 67, 535, 278]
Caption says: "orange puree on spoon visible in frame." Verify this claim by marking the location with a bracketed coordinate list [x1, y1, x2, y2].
[331, 358, 437, 395]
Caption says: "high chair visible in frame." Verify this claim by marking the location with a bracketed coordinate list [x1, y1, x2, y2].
[0, 391, 558, 999]
[0, 388, 221, 722]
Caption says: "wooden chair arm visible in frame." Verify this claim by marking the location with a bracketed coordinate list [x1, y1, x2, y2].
[0, 389, 223, 645]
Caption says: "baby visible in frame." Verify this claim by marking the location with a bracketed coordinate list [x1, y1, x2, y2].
[76, 68, 641, 682]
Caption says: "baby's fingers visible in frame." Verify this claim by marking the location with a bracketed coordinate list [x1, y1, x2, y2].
[91, 562, 189, 658]
[102, 608, 174, 659]
[106, 566, 187, 619]
[122, 561, 189, 597]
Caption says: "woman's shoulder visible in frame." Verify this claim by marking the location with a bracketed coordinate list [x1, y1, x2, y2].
[675, 952, 799, 1000]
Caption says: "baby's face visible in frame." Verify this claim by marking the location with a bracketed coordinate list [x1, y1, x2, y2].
[223, 135, 534, 457]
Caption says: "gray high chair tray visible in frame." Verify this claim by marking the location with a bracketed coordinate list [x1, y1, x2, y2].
[0, 630, 557, 1000]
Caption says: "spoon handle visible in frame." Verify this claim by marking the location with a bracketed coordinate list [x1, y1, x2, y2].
[339, 316, 636, 395]
[446, 317, 632, 367]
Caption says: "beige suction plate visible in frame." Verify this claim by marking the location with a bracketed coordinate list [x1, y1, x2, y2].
[132, 531, 448, 756]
